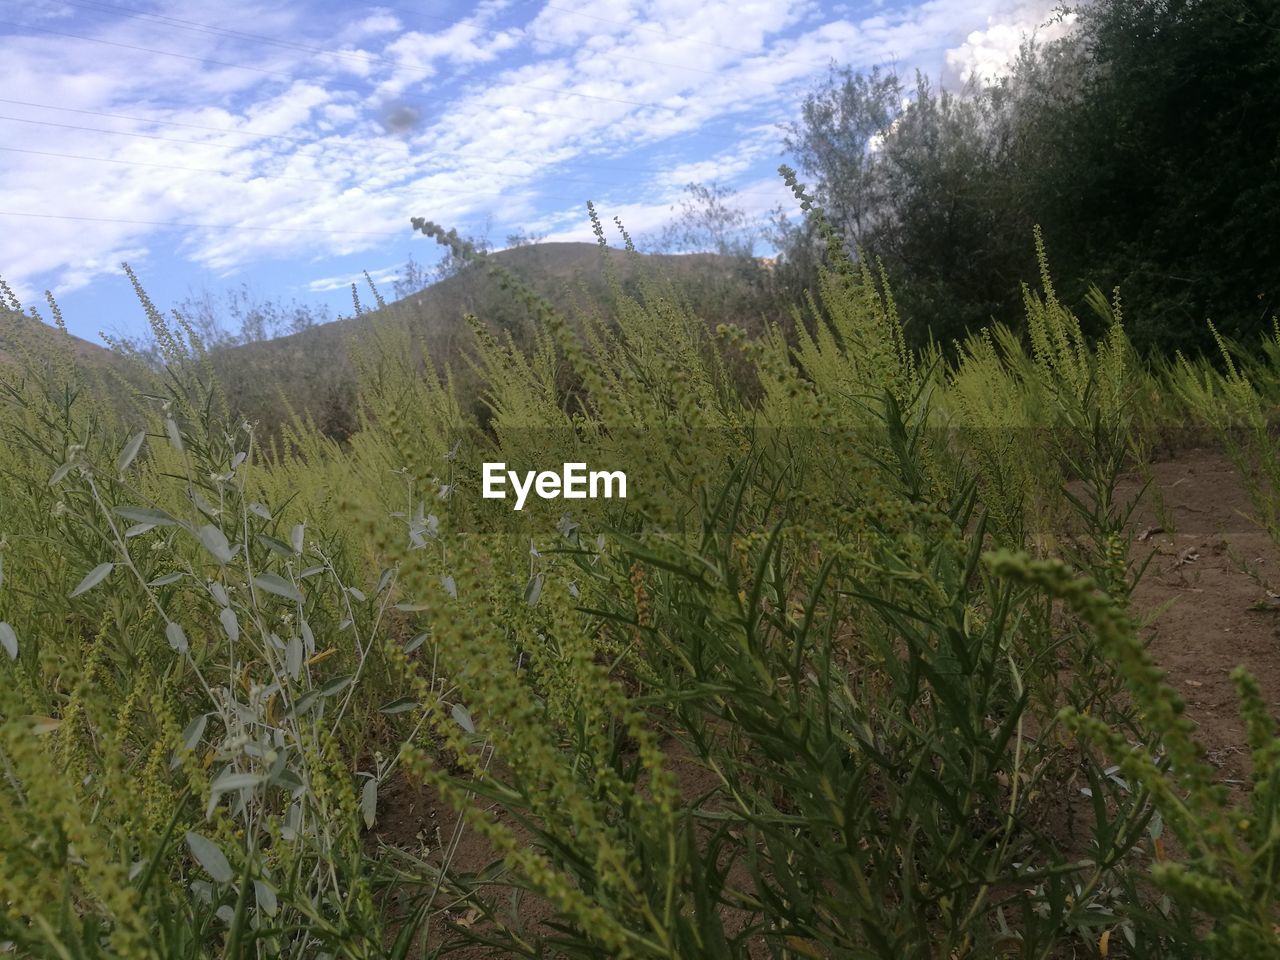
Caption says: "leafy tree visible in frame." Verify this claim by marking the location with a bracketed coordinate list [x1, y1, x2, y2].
[782, 0, 1280, 354]
[783, 66, 902, 252]
[504, 228, 546, 248]
[654, 182, 756, 257]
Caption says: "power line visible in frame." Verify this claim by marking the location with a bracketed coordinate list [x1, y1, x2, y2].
[0, 144, 793, 210]
[0, 96, 319, 144]
[55, 0, 404, 74]
[0, 112, 285, 149]
[62, 0, 727, 81]
[7, 13, 705, 113]
[7, 4, 789, 145]
[0, 210, 406, 237]
[0, 18, 295, 80]
[0, 145, 343, 185]
[0, 98, 779, 177]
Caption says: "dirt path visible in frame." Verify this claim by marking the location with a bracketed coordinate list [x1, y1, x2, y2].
[1122, 447, 1280, 784]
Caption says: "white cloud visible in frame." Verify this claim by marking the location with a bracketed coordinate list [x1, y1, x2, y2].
[0, 0, 1076, 314]
[944, 1, 1074, 86]
[306, 264, 400, 293]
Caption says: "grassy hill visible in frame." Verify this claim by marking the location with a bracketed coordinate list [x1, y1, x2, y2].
[212, 242, 776, 438]
[0, 305, 120, 370]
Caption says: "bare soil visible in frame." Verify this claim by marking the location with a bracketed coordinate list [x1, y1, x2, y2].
[1122, 446, 1280, 785]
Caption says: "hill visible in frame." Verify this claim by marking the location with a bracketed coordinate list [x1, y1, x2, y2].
[0, 305, 121, 371]
[212, 242, 777, 438]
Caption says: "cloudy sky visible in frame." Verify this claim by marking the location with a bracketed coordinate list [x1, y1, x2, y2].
[0, 0, 1060, 341]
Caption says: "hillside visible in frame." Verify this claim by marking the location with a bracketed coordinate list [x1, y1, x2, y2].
[0, 305, 120, 370]
[212, 242, 774, 437]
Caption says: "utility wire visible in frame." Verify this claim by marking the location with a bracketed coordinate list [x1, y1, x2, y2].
[7, 8, 778, 144]
[0, 18, 296, 80]
[0, 99, 779, 176]
[0, 137, 792, 205]
[8, 14, 708, 113]
[59, 0, 728, 80]
[0, 143, 792, 209]
[0, 210, 406, 237]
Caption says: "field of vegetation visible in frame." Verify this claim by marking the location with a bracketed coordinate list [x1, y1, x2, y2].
[3, 178, 1280, 958]
[3, 2, 1280, 956]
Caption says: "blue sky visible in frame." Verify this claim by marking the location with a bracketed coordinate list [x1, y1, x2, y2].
[0, 0, 1059, 342]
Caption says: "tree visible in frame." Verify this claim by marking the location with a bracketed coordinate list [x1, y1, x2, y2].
[783, 66, 902, 252]
[505, 228, 546, 248]
[655, 182, 756, 258]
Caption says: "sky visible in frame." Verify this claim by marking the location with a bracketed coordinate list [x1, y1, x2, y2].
[0, 0, 1063, 342]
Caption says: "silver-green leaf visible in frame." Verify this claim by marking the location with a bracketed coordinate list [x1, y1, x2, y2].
[219, 606, 239, 643]
[115, 505, 179, 526]
[254, 879, 278, 917]
[451, 703, 475, 734]
[184, 832, 232, 883]
[378, 696, 418, 714]
[0, 622, 17, 660]
[166, 621, 189, 654]
[181, 713, 207, 752]
[254, 573, 302, 603]
[70, 562, 114, 598]
[360, 777, 378, 829]
[117, 431, 146, 474]
[195, 525, 233, 564]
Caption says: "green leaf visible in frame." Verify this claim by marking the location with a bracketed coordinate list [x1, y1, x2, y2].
[181, 713, 207, 752]
[286, 636, 303, 680]
[166, 621, 189, 654]
[253, 573, 302, 603]
[219, 607, 239, 643]
[185, 832, 232, 883]
[48, 462, 74, 486]
[165, 418, 184, 452]
[117, 431, 146, 474]
[319, 674, 353, 697]
[288, 689, 321, 718]
[257, 535, 293, 559]
[290, 523, 304, 555]
[361, 777, 378, 829]
[525, 573, 544, 607]
[0, 622, 17, 660]
[441, 574, 457, 598]
[70, 562, 114, 598]
[378, 696, 418, 714]
[147, 572, 184, 587]
[115, 505, 179, 526]
[210, 771, 263, 794]
[403, 632, 427, 653]
[254, 879, 278, 918]
[196, 525, 233, 564]
[451, 703, 475, 734]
